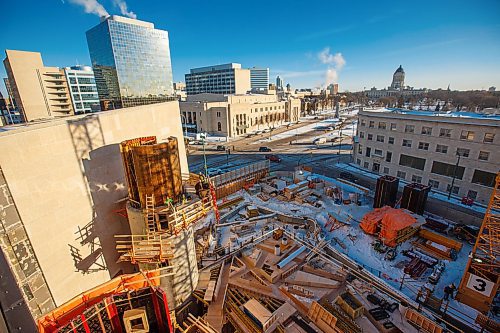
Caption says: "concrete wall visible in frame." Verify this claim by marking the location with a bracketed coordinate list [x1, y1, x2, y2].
[0, 101, 188, 313]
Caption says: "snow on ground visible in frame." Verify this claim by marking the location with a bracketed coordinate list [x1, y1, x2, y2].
[252, 118, 339, 144]
[336, 162, 488, 214]
[208, 171, 477, 322]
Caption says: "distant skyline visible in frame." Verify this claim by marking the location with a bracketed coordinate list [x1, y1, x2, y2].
[1, 0, 500, 97]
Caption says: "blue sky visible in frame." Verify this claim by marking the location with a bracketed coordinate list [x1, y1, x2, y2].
[1, 0, 500, 96]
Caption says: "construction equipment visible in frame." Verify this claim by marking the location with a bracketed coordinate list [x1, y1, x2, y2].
[456, 172, 500, 314]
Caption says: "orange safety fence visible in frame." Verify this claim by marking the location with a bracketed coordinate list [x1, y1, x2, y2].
[359, 206, 392, 234]
[379, 209, 416, 247]
[38, 270, 161, 332]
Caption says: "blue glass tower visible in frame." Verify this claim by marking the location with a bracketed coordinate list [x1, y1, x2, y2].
[86, 16, 174, 110]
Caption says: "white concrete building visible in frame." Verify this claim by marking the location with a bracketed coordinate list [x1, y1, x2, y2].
[64, 65, 100, 114]
[180, 93, 300, 138]
[354, 108, 499, 204]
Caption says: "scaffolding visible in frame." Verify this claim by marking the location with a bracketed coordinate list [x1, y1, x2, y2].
[115, 234, 174, 264]
[456, 172, 500, 314]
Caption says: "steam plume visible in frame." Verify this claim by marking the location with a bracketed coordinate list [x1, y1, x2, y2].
[317, 47, 345, 87]
[112, 0, 137, 19]
[69, 0, 108, 17]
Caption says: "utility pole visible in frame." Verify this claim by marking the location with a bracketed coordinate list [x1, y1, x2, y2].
[201, 134, 208, 177]
[338, 125, 343, 155]
[447, 152, 461, 200]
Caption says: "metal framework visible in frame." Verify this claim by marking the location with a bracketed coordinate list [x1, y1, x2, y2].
[456, 172, 500, 314]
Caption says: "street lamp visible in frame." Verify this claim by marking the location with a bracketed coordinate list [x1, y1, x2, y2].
[447, 152, 462, 200]
[180, 114, 188, 139]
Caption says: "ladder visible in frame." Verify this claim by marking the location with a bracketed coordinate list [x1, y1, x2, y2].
[145, 194, 156, 234]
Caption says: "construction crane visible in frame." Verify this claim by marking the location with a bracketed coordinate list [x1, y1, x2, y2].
[456, 172, 500, 315]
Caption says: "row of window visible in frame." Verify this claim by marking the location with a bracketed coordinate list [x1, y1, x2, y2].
[360, 119, 495, 143]
[355, 159, 482, 200]
[359, 133, 492, 161]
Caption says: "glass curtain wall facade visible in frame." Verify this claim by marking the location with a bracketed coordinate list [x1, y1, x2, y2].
[86, 16, 174, 110]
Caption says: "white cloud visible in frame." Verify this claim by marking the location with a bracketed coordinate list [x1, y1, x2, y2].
[112, 0, 137, 19]
[318, 47, 346, 69]
[69, 0, 108, 17]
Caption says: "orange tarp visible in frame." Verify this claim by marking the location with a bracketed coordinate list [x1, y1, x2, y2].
[38, 270, 160, 333]
[359, 206, 392, 234]
[380, 208, 416, 247]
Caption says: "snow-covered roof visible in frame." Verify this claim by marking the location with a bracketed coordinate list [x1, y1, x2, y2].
[363, 108, 500, 121]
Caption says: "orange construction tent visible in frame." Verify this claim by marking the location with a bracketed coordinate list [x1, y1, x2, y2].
[359, 206, 392, 234]
[380, 209, 416, 247]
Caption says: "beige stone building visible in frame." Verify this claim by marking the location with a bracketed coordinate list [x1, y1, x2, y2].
[3, 50, 74, 122]
[0, 101, 187, 323]
[354, 108, 499, 204]
[180, 92, 301, 138]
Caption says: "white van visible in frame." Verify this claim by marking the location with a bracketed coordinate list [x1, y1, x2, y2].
[313, 137, 327, 145]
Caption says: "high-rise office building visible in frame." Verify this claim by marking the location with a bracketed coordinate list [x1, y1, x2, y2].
[276, 75, 284, 90]
[185, 63, 250, 95]
[86, 15, 174, 110]
[64, 65, 101, 114]
[3, 50, 74, 122]
[249, 67, 269, 90]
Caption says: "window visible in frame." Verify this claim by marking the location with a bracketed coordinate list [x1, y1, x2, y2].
[359, 132, 365, 138]
[376, 135, 384, 142]
[431, 161, 465, 179]
[397, 171, 406, 179]
[390, 123, 397, 131]
[421, 126, 432, 135]
[69, 77, 77, 84]
[378, 122, 386, 129]
[217, 122, 222, 131]
[467, 190, 478, 200]
[365, 147, 371, 157]
[386, 151, 392, 162]
[358, 144, 363, 154]
[478, 151, 489, 161]
[446, 184, 460, 195]
[405, 125, 415, 133]
[216, 111, 221, 117]
[357, 159, 361, 165]
[364, 161, 369, 168]
[402, 139, 412, 147]
[367, 134, 373, 140]
[418, 142, 429, 150]
[71, 86, 79, 92]
[436, 144, 448, 153]
[399, 154, 426, 170]
[439, 128, 452, 138]
[460, 130, 474, 141]
[428, 179, 440, 189]
[484, 133, 495, 143]
[388, 137, 394, 144]
[374, 149, 383, 156]
[412, 175, 422, 183]
[456, 148, 470, 157]
[361, 120, 366, 126]
[369, 121, 374, 128]
[471, 169, 496, 187]
[383, 167, 389, 174]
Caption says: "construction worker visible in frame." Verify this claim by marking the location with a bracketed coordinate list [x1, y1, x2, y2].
[443, 283, 456, 301]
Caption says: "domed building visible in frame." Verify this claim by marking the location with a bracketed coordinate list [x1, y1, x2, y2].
[390, 65, 405, 90]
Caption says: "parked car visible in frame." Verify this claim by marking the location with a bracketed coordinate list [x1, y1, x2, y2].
[339, 171, 356, 182]
[259, 147, 271, 152]
[265, 154, 282, 163]
[327, 126, 334, 131]
[216, 145, 226, 151]
[263, 128, 271, 133]
[255, 130, 263, 135]
[313, 137, 327, 145]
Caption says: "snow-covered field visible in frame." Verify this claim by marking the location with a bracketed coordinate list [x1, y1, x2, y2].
[207, 171, 478, 323]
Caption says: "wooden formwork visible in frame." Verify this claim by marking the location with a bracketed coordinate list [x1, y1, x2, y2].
[210, 161, 270, 199]
[404, 308, 443, 333]
[160, 198, 212, 235]
[120, 136, 183, 208]
[115, 234, 174, 264]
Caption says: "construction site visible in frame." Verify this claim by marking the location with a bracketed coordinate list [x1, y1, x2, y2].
[32, 127, 499, 333]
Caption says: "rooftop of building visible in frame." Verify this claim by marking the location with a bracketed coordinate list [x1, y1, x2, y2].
[361, 107, 500, 121]
[100, 15, 154, 29]
[189, 63, 242, 74]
